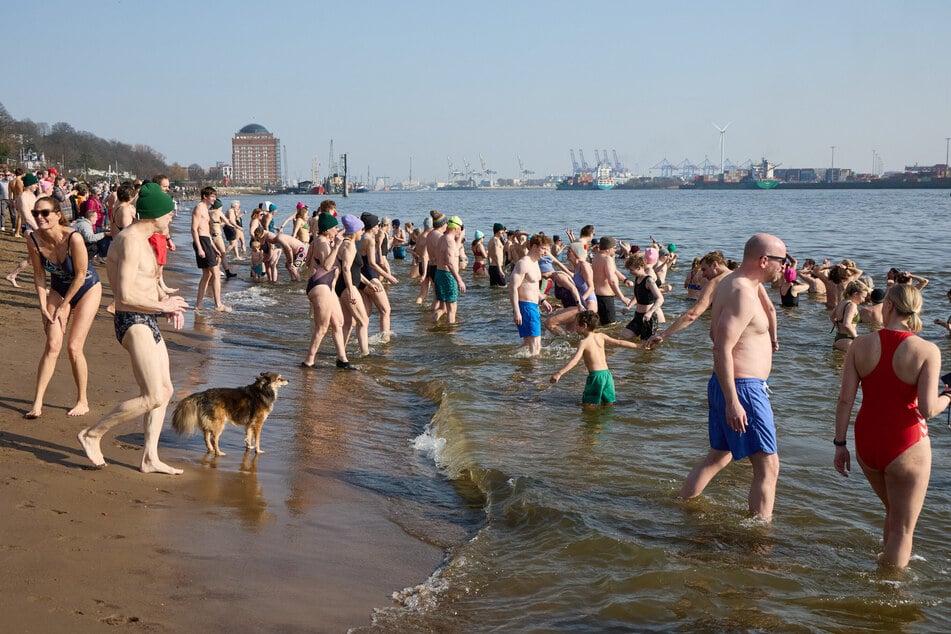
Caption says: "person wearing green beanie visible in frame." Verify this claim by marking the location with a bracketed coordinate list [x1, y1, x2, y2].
[77, 177, 189, 475]
[302, 209, 352, 370]
[135, 182, 175, 219]
[4, 172, 43, 283]
[317, 213, 338, 233]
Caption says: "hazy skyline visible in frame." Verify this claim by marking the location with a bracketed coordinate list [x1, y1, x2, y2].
[6, 0, 950, 183]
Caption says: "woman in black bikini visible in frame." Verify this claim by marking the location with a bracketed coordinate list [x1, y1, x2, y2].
[24, 196, 102, 419]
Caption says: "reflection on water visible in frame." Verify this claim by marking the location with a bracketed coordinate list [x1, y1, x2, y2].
[191, 451, 272, 530]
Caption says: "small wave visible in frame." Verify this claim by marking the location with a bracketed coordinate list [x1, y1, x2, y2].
[222, 286, 281, 309]
[412, 427, 448, 469]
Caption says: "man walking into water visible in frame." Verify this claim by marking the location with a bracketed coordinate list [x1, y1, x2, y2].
[679, 233, 786, 522]
[433, 215, 467, 323]
[78, 182, 188, 474]
[191, 186, 230, 312]
[488, 223, 507, 287]
[509, 234, 553, 356]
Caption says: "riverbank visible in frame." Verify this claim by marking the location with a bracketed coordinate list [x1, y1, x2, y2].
[0, 229, 443, 632]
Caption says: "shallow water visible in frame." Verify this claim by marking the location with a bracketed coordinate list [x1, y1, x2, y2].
[164, 189, 951, 631]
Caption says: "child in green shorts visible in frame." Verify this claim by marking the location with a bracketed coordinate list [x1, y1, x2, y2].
[550, 310, 643, 408]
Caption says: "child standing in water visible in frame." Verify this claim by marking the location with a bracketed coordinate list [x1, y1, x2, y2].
[250, 240, 265, 281]
[550, 310, 643, 408]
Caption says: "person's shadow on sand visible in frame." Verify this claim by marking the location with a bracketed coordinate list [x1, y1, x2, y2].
[0, 429, 140, 471]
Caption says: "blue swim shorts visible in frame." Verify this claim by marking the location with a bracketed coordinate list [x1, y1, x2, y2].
[707, 374, 777, 460]
[518, 301, 541, 338]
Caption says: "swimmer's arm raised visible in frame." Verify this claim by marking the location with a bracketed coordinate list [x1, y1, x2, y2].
[647, 279, 715, 347]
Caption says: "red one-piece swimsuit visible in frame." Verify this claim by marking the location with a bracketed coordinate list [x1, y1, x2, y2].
[854, 329, 928, 471]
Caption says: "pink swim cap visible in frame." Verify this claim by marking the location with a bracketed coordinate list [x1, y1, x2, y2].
[644, 247, 659, 265]
[783, 267, 797, 283]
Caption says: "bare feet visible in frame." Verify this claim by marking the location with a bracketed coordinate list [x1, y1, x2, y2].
[6, 273, 19, 288]
[23, 408, 41, 420]
[214, 304, 233, 313]
[67, 402, 90, 416]
[140, 459, 184, 475]
[78, 429, 106, 468]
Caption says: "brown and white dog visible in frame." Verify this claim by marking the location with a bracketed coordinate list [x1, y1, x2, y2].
[171, 372, 288, 456]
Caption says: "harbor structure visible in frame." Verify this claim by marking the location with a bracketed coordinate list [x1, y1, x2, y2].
[231, 124, 281, 187]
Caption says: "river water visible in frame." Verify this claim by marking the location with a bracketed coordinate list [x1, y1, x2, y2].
[163, 189, 951, 631]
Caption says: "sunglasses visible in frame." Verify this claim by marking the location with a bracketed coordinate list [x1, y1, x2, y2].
[31, 208, 56, 218]
[763, 254, 786, 263]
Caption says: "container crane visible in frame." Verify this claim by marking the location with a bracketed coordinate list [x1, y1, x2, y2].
[613, 150, 623, 172]
[594, 149, 602, 165]
[517, 154, 534, 180]
[602, 149, 610, 167]
[569, 150, 580, 174]
[578, 150, 591, 173]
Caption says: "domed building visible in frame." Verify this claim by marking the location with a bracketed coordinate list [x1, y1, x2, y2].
[231, 123, 281, 186]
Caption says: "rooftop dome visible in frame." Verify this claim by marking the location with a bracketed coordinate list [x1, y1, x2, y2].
[238, 123, 269, 134]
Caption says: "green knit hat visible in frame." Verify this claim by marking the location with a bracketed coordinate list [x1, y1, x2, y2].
[22, 173, 39, 187]
[317, 213, 339, 233]
[211, 199, 223, 209]
[136, 182, 175, 219]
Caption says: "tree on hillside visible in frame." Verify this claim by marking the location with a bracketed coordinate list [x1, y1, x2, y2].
[0, 101, 170, 178]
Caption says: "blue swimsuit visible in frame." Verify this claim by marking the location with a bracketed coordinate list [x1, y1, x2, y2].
[31, 232, 100, 307]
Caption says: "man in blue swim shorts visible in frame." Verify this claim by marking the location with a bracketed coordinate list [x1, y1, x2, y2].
[680, 233, 786, 522]
[509, 233, 553, 355]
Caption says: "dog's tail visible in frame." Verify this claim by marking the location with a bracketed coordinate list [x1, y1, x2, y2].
[171, 395, 201, 436]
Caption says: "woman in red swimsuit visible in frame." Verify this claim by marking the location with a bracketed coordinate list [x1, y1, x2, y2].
[834, 284, 950, 568]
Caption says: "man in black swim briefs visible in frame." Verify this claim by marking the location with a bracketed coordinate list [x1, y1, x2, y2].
[78, 182, 189, 475]
[190, 186, 231, 312]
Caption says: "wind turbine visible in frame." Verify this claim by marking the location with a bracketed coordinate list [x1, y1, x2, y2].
[713, 122, 732, 176]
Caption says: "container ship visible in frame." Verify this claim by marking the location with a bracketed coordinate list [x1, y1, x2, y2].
[556, 164, 617, 190]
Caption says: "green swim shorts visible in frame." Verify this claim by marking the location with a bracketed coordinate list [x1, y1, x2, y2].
[582, 369, 616, 405]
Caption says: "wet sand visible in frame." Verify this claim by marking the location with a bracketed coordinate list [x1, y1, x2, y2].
[0, 230, 443, 632]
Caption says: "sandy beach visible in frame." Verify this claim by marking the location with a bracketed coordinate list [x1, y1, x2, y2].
[0, 230, 443, 632]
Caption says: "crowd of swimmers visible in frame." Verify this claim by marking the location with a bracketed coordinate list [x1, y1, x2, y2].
[5, 168, 951, 569]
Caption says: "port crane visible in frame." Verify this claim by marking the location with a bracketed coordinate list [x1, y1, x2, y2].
[613, 150, 624, 173]
[676, 158, 699, 179]
[479, 154, 496, 175]
[601, 149, 610, 167]
[578, 150, 591, 174]
[570, 150, 580, 174]
[594, 149, 602, 166]
[517, 154, 534, 181]
[650, 158, 675, 178]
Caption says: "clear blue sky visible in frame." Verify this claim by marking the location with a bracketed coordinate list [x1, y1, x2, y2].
[7, 0, 950, 183]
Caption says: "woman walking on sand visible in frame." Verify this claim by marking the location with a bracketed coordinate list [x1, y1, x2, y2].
[24, 196, 102, 418]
